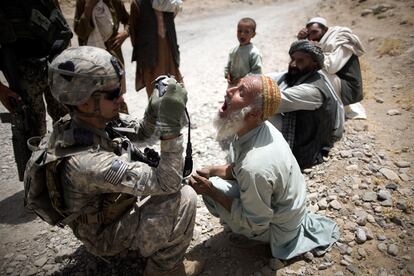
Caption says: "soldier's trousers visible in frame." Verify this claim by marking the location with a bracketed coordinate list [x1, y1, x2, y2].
[19, 59, 68, 135]
[76, 185, 197, 271]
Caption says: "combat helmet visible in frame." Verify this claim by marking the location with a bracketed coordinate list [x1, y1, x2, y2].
[49, 46, 124, 106]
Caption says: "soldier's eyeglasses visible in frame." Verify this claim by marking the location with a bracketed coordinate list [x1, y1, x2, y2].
[100, 87, 122, 101]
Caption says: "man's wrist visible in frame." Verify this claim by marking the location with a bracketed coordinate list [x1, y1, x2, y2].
[206, 166, 216, 177]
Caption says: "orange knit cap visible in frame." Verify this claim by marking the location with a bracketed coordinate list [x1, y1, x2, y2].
[261, 75, 281, 120]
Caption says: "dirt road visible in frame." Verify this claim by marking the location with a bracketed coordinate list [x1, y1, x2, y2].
[0, 0, 413, 275]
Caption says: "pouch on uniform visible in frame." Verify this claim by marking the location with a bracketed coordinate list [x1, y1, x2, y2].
[23, 135, 66, 226]
[23, 133, 99, 227]
[23, 130, 138, 227]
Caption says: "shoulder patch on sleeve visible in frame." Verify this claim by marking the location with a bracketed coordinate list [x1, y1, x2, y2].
[104, 159, 128, 185]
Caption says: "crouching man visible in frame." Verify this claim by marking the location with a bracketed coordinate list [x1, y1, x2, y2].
[40, 46, 202, 275]
[189, 75, 339, 267]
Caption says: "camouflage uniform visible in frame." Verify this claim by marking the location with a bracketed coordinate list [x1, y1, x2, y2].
[48, 115, 196, 270]
[46, 46, 196, 271]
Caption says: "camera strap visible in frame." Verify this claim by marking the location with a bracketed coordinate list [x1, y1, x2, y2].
[154, 75, 193, 177]
[182, 108, 193, 177]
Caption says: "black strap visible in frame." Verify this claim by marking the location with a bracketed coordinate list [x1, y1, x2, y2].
[183, 108, 192, 177]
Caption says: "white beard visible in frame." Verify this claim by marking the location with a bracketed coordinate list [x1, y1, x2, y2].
[213, 107, 251, 141]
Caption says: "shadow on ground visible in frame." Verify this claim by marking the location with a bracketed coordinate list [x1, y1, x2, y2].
[187, 230, 272, 275]
[0, 190, 37, 225]
[56, 246, 147, 275]
[55, 230, 308, 275]
[186, 230, 309, 275]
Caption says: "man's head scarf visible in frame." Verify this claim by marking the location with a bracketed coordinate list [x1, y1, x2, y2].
[261, 75, 281, 120]
[289, 40, 325, 69]
[306, 17, 328, 28]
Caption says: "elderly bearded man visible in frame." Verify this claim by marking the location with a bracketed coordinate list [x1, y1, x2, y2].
[268, 40, 342, 169]
[189, 75, 339, 269]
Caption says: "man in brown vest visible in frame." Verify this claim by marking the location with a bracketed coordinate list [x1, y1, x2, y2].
[130, 0, 183, 98]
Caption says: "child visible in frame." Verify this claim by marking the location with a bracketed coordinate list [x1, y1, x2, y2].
[224, 17, 263, 85]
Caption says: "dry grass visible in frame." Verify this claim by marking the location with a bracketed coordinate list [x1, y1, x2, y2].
[377, 38, 402, 57]
[372, 176, 386, 186]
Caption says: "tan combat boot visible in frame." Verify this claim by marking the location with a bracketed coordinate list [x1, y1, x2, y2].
[143, 259, 204, 276]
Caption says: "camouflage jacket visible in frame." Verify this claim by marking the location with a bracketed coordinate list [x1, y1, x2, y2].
[47, 114, 184, 216]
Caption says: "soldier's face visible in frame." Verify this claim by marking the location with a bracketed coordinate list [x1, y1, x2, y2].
[99, 86, 124, 119]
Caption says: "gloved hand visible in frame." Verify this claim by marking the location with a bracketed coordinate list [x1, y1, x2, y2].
[138, 85, 163, 139]
[143, 87, 161, 126]
[156, 76, 187, 138]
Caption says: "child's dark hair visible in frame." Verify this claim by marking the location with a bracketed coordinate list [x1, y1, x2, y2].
[239, 17, 257, 32]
